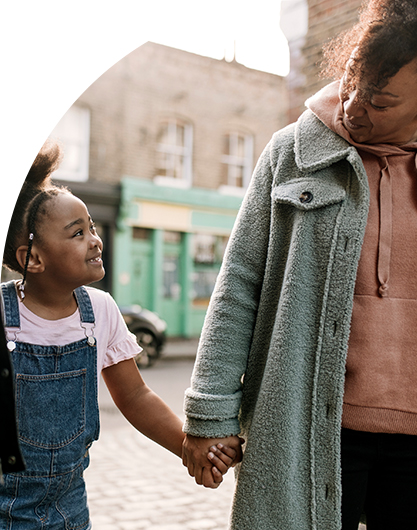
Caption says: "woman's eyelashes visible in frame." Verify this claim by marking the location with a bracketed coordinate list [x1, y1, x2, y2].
[370, 102, 388, 110]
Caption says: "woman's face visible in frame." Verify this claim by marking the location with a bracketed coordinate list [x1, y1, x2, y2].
[340, 58, 417, 145]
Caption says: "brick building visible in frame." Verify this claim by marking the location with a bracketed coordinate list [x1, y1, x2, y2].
[281, 0, 362, 122]
[4, 2, 367, 338]
[50, 42, 287, 337]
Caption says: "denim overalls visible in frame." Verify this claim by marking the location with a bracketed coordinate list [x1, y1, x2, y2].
[0, 281, 100, 529]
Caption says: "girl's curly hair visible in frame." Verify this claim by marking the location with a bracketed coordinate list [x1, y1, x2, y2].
[3, 139, 69, 275]
[321, 0, 417, 97]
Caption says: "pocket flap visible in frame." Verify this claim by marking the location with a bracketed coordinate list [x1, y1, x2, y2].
[272, 178, 346, 210]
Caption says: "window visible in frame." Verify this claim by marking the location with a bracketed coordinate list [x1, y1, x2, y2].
[221, 133, 253, 189]
[132, 227, 152, 241]
[192, 234, 228, 265]
[191, 234, 229, 307]
[155, 120, 193, 186]
[163, 231, 182, 300]
[163, 255, 181, 300]
[50, 106, 90, 182]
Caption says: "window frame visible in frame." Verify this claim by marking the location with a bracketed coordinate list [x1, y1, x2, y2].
[220, 132, 254, 191]
[50, 105, 90, 182]
[154, 119, 193, 187]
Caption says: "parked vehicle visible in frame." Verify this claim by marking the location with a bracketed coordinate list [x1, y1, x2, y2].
[119, 305, 167, 367]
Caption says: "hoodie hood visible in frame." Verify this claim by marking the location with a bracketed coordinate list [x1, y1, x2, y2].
[307, 80, 417, 297]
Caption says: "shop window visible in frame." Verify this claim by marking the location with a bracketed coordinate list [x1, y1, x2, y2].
[163, 230, 182, 244]
[50, 106, 90, 182]
[163, 255, 181, 300]
[193, 234, 228, 264]
[155, 120, 193, 187]
[132, 227, 152, 240]
[191, 234, 228, 306]
[191, 270, 219, 306]
[220, 132, 253, 190]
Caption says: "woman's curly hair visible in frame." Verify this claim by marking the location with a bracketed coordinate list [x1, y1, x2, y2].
[3, 139, 69, 275]
[321, 0, 417, 98]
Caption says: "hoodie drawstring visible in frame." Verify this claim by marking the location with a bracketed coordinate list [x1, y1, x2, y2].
[378, 156, 392, 297]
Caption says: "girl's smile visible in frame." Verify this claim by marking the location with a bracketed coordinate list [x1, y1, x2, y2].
[88, 255, 103, 265]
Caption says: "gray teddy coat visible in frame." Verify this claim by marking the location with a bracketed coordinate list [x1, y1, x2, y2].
[183, 109, 371, 530]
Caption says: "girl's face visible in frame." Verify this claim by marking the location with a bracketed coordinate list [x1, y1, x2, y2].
[35, 193, 105, 289]
[340, 58, 417, 145]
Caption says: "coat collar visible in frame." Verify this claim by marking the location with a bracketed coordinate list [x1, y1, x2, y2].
[294, 109, 361, 174]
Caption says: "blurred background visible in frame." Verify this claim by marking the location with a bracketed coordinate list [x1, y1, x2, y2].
[1, 2, 367, 528]
[2, 0, 363, 345]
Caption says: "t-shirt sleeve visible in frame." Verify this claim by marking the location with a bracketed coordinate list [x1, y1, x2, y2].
[98, 291, 143, 370]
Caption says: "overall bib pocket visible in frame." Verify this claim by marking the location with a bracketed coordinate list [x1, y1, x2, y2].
[16, 369, 87, 448]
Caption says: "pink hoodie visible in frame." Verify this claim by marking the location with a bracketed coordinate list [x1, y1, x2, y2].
[308, 81, 417, 434]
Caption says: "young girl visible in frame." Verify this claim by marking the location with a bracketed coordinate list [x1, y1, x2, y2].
[0, 140, 239, 529]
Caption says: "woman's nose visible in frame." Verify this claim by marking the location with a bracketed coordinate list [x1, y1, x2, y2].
[343, 90, 366, 118]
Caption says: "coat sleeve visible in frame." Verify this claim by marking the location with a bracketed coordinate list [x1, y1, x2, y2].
[183, 135, 278, 438]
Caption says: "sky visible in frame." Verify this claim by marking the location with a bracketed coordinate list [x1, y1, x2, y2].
[0, 0, 289, 258]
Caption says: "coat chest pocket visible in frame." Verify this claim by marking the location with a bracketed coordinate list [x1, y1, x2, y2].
[271, 178, 346, 211]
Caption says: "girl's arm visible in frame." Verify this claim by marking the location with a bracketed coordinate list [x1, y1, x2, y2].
[102, 358, 185, 457]
[101, 358, 237, 483]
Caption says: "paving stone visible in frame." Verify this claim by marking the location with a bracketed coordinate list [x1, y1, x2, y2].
[148, 524, 184, 530]
[119, 521, 152, 530]
[185, 518, 220, 529]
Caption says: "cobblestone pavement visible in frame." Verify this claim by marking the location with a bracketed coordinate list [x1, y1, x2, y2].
[85, 424, 235, 530]
[85, 426, 366, 530]
[85, 351, 366, 530]
[85, 355, 235, 530]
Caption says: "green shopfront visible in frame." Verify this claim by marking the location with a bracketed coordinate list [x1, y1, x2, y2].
[113, 178, 243, 337]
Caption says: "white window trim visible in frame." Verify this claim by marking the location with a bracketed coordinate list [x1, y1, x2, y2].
[50, 106, 90, 182]
[155, 120, 193, 187]
[220, 133, 253, 191]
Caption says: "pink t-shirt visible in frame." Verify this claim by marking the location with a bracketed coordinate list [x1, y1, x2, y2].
[3, 285, 142, 382]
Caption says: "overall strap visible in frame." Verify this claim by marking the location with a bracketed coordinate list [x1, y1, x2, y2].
[74, 286, 95, 324]
[0, 281, 20, 328]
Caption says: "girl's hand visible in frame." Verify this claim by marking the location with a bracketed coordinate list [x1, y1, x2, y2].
[182, 435, 244, 488]
[208, 441, 243, 478]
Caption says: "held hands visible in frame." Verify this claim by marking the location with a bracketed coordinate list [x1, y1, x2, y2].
[182, 434, 244, 488]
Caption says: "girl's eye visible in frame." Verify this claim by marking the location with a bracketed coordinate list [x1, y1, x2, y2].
[90, 223, 97, 234]
[74, 229, 83, 237]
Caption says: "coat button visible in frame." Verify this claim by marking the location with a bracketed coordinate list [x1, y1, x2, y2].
[7, 455, 17, 465]
[1, 368, 10, 378]
[299, 191, 313, 203]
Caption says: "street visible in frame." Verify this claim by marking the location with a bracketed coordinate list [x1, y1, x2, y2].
[86, 351, 366, 530]
[85, 357, 236, 530]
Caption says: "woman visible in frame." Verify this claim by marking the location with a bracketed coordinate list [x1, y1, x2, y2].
[181, 1, 417, 528]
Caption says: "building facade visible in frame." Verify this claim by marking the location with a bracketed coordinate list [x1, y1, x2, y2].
[51, 42, 288, 337]
[3, 5, 368, 337]
[281, 0, 363, 122]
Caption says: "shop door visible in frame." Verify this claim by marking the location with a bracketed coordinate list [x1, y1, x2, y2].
[161, 231, 183, 336]
[131, 229, 153, 309]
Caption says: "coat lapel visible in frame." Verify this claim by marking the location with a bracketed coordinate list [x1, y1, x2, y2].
[294, 109, 357, 173]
